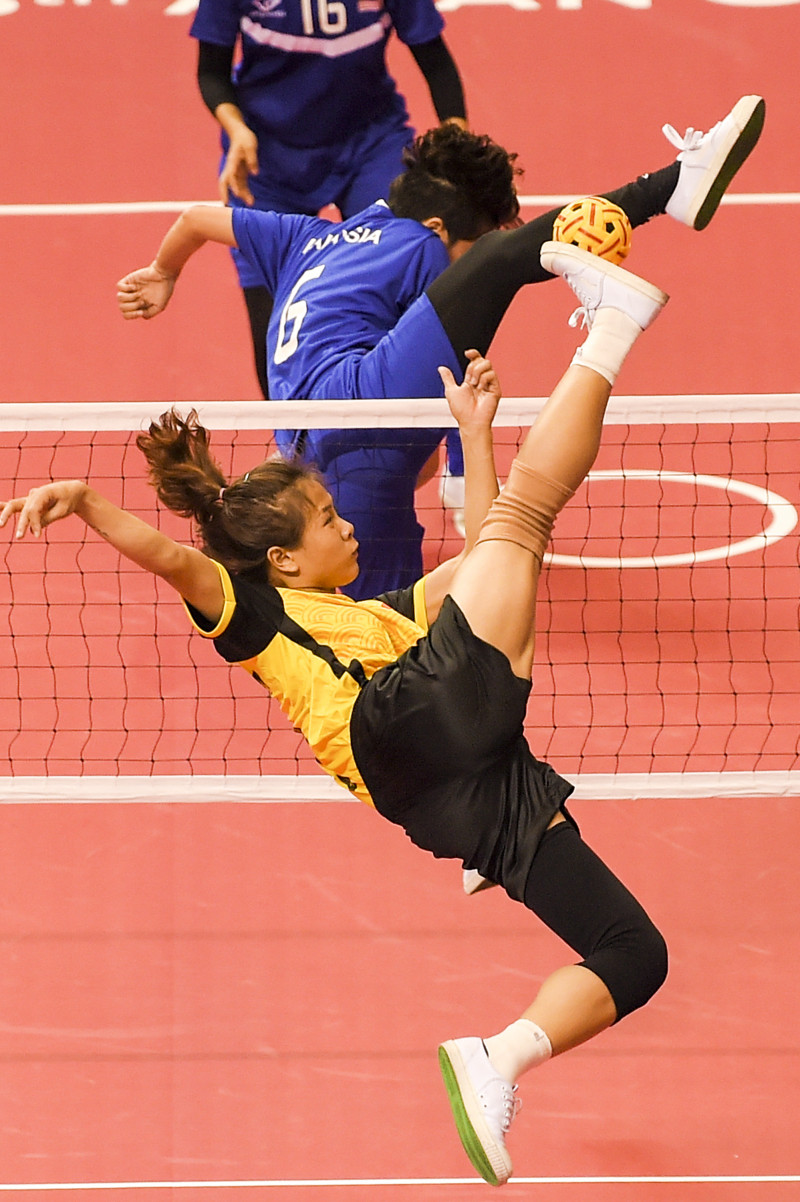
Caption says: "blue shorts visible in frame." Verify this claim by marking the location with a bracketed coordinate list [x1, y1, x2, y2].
[311, 439, 433, 599]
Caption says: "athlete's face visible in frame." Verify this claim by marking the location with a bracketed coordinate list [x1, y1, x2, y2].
[270, 479, 359, 591]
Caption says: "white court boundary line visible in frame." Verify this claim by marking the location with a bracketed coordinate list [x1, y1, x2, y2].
[0, 192, 798, 217]
[3, 771, 800, 802]
[546, 469, 798, 567]
[1, 1174, 798, 1191]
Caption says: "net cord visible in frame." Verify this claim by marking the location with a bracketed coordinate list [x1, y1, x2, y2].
[1, 394, 800, 432]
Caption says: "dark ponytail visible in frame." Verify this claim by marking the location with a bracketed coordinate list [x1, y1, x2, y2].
[136, 409, 319, 573]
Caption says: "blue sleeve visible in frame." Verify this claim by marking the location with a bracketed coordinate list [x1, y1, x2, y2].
[231, 208, 288, 292]
[386, 0, 445, 46]
[190, 0, 240, 47]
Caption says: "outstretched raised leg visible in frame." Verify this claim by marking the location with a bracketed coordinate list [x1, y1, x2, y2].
[663, 94, 765, 230]
[448, 243, 667, 681]
[457, 94, 765, 897]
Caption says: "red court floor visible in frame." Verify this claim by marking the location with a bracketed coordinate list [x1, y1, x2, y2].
[1, 796, 798, 1199]
[1, 0, 799, 1196]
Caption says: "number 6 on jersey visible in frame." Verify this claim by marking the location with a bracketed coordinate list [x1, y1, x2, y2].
[274, 265, 326, 366]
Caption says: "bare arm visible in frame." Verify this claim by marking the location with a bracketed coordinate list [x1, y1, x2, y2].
[116, 205, 236, 321]
[421, 351, 501, 621]
[0, 481, 225, 623]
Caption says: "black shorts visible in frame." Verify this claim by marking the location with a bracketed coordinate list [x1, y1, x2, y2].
[351, 596, 574, 902]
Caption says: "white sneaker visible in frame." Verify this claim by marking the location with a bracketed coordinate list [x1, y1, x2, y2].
[463, 867, 499, 895]
[439, 1037, 520, 1186]
[540, 241, 668, 332]
[440, 470, 466, 538]
[663, 95, 765, 230]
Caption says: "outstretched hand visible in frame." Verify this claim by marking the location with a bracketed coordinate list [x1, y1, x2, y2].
[117, 262, 176, 320]
[0, 481, 87, 539]
[438, 349, 501, 432]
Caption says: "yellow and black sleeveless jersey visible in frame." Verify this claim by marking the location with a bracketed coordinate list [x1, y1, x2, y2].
[182, 560, 429, 806]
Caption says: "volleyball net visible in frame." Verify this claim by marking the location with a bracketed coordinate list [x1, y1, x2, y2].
[2, 394, 799, 803]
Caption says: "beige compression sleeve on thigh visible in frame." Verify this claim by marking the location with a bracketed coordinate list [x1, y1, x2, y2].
[475, 460, 574, 564]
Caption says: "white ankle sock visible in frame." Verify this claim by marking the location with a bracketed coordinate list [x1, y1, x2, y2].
[572, 306, 644, 386]
[484, 1019, 553, 1085]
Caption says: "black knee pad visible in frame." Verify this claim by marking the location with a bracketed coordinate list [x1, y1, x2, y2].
[584, 919, 668, 1021]
[523, 820, 668, 1022]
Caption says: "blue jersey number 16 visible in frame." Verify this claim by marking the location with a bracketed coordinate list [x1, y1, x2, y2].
[300, 0, 348, 35]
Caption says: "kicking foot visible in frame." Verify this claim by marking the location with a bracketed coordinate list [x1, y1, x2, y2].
[540, 241, 668, 332]
[439, 1037, 520, 1186]
[663, 95, 765, 230]
[463, 867, 499, 895]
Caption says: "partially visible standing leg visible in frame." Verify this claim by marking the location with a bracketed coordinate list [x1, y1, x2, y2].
[440, 818, 668, 1186]
[243, 284, 274, 400]
[440, 430, 467, 538]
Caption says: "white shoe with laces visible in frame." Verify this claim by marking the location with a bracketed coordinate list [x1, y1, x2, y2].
[539, 241, 668, 333]
[663, 95, 765, 230]
[438, 1036, 521, 1187]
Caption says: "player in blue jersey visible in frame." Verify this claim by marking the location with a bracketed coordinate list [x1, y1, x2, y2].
[118, 98, 766, 599]
[192, 0, 469, 571]
[192, 0, 467, 402]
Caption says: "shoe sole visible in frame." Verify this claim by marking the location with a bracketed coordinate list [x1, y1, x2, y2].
[438, 1041, 512, 1187]
[540, 241, 669, 315]
[694, 95, 766, 230]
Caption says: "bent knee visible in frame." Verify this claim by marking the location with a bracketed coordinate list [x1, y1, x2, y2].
[618, 920, 669, 1018]
[585, 918, 668, 1022]
[637, 921, 669, 1005]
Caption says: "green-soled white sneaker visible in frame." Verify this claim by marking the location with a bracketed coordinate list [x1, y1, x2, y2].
[439, 1036, 520, 1187]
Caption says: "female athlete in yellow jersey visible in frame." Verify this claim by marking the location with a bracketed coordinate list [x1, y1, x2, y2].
[3, 244, 670, 1186]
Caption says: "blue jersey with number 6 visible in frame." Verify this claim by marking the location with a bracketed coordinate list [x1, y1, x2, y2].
[231, 202, 458, 401]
